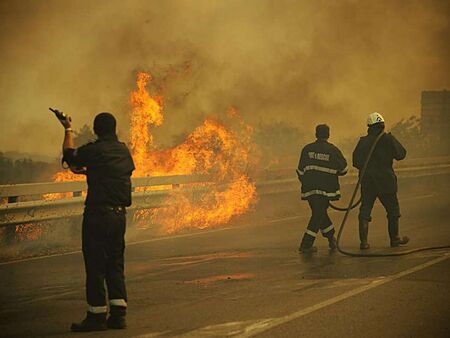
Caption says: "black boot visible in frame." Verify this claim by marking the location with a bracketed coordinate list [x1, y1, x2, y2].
[327, 236, 337, 250]
[359, 219, 370, 250]
[71, 312, 107, 332]
[298, 233, 317, 254]
[107, 306, 127, 329]
[388, 218, 409, 247]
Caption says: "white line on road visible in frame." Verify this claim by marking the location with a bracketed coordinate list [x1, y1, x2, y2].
[155, 254, 448, 338]
[0, 249, 80, 266]
[0, 193, 437, 266]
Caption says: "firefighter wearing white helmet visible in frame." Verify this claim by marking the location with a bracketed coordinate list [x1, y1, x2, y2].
[367, 112, 385, 126]
[352, 112, 409, 249]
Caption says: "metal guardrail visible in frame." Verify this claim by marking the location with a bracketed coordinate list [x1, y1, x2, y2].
[1, 163, 450, 227]
[256, 163, 450, 195]
[0, 175, 210, 226]
[0, 175, 208, 200]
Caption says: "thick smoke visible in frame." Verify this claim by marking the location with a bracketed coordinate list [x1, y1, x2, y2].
[0, 0, 448, 156]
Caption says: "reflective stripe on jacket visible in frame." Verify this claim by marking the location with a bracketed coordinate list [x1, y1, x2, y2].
[298, 140, 347, 201]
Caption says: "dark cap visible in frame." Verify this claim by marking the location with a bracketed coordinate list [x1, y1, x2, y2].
[94, 112, 116, 137]
[315, 124, 330, 139]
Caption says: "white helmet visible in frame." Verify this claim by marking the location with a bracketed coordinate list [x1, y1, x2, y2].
[367, 112, 385, 126]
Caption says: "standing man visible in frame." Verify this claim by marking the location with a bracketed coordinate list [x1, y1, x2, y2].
[297, 124, 347, 253]
[353, 112, 409, 250]
[56, 111, 135, 331]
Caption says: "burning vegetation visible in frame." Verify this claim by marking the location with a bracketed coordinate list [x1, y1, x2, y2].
[46, 71, 258, 234]
[128, 71, 257, 233]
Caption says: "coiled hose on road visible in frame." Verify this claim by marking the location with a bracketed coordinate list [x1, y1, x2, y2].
[329, 132, 450, 257]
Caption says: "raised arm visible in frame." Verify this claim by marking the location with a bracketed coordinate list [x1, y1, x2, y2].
[56, 114, 87, 174]
[57, 114, 75, 151]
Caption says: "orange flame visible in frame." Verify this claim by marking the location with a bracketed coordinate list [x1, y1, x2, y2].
[129, 72, 164, 176]
[46, 71, 257, 235]
[129, 72, 257, 233]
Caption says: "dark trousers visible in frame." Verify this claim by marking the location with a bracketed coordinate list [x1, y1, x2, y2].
[300, 195, 335, 248]
[358, 184, 400, 222]
[82, 207, 127, 309]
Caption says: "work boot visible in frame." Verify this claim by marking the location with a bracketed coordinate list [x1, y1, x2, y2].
[70, 312, 107, 332]
[359, 219, 370, 250]
[328, 236, 337, 250]
[388, 218, 409, 247]
[107, 306, 127, 329]
[298, 232, 317, 254]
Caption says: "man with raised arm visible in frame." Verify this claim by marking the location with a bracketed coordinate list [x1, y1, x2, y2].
[56, 111, 135, 331]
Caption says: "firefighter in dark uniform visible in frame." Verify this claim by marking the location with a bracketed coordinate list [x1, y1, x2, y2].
[297, 124, 347, 253]
[353, 112, 409, 250]
[56, 112, 135, 331]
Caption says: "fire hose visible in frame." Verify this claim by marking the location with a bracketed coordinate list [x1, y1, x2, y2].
[328, 132, 450, 257]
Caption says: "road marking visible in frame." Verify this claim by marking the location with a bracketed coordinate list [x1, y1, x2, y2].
[1, 252, 240, 309]
[268, 215, 305, 224]
[0, 250, 80, 266]
[19, 290, 79, 305]
[0, 192, 438, 266]
[149, 254, 449, 338]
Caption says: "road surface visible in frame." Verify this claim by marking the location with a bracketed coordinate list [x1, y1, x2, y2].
[0, 175, 449, 337]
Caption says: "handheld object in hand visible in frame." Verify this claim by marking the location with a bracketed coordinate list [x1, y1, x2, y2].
[49, 107, 68, 121]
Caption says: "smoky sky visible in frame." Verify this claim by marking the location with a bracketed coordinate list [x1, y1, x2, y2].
[0, 0, 448, 157]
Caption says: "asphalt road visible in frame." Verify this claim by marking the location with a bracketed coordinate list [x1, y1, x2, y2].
[0, 176, 449, 338]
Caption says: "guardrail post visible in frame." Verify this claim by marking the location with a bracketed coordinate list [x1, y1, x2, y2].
[8, 196, 18, 203]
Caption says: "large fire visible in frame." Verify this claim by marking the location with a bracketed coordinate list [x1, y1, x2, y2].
[45, 71, 257, 234]
[129, 72, 257, 233]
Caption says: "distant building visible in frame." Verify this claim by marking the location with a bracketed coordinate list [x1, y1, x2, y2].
[421, 90, 450, 154]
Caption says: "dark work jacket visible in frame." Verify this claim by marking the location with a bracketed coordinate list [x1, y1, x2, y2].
[297, 139, 347, 200]
[63, 135, 135, 207]
[352, 130, 406, 194]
